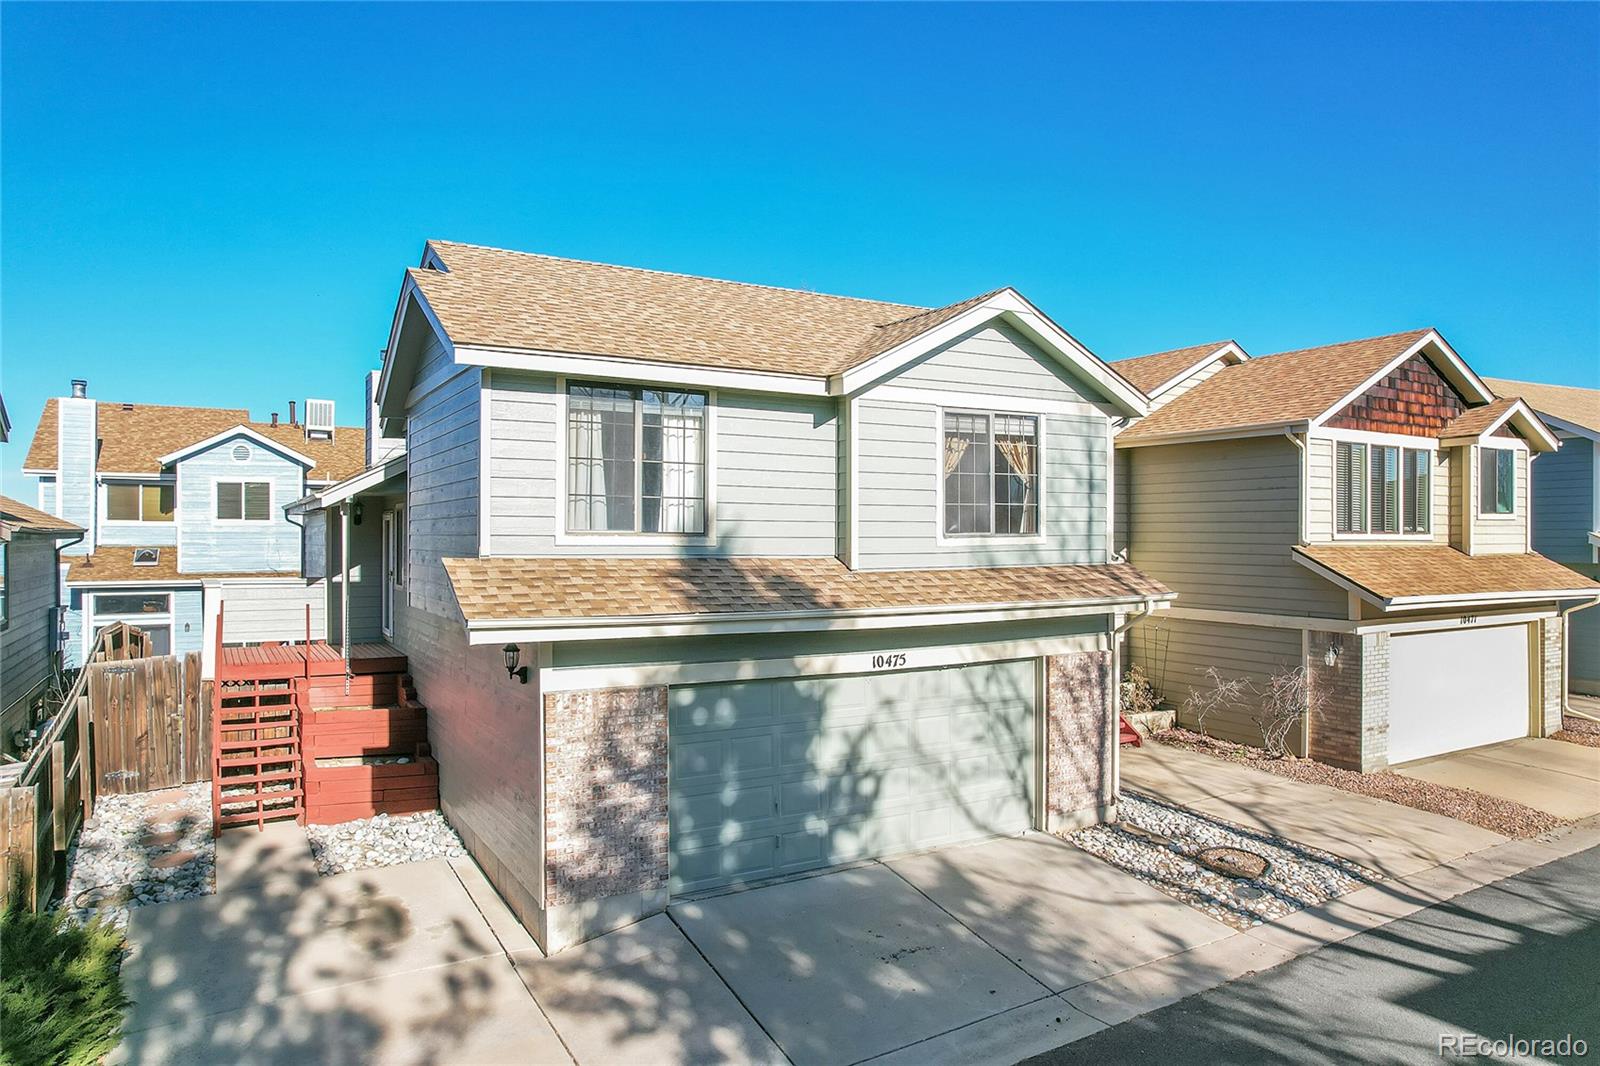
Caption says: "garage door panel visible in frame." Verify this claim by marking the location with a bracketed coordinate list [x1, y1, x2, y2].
[1388, 624, 1531, 765]
[670, 660, 1040, 895]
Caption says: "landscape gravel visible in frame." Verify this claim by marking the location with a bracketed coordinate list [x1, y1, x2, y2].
[1071, 792, 1378, 929]
[61, 782, 214, 929]
[1153, 727, 1566, 838]
[1552, 714, 1600, 749]
[304, 810, 467, 875]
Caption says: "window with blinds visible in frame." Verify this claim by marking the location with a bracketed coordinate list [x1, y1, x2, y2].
[216, 481, 271, 522]
[1336, 442, 1367, 534]
[1337, 442, 1431, 536]
[1403, 449, 1431, 534]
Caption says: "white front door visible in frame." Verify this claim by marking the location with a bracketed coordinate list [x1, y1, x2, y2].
[1387, 623, 1532, 764]
[381, 510, 395, 639]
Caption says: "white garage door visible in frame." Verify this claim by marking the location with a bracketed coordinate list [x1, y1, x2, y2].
[1388, 624, 1531, 765]
[668, 660, 1037, 895]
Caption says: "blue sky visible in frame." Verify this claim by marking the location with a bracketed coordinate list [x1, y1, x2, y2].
[3, 2, 1596, 496]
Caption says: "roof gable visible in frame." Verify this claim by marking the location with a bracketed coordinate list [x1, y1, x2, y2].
[1482, 377, 1600, 438]
[1322, 353, 1468, 438]
[160, 425, 317, 469]
[1111, 341, 1246, 398]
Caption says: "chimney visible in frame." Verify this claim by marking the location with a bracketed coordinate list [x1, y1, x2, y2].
[271, 412, 280, 427]
[70, 379, 88, 399]
[289, 400, 297, 427]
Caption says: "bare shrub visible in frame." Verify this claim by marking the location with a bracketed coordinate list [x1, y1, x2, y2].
[1182, 665, 1326, 758]
[1120, 666, 1160, 718]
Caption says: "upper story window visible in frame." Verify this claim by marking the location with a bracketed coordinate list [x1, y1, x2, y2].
[942, 411, 1040, 537]
[105, 482, 175, 523]
[1335, 442, 1430, 536]
[1479, 447, 1516, 515]
[566, 383, 707, 535]
[216, 480, 272, 522]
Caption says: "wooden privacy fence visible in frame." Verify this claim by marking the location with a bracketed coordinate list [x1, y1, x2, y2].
[0, 625, 211, 911]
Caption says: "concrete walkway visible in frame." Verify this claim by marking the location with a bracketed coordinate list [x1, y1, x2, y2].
[1394, 737, 1600, 820]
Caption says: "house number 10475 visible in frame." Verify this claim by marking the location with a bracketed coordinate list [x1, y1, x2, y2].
[871, 653, 907, 670]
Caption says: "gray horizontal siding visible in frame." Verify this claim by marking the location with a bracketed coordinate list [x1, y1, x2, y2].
[893, 321, 1104, 404]
[487, 371, 838, 557]
[1128, 437, 1347, 618]
[175, 436, 304, 574]
[854, 399, 1108, 570]
[1, 535, 61, 722]
[1129, 615, 1303, 747]
[1572, 594, 1600, 693]
[406, 348, 480, 620]
[218, 581, 328, 644]
[1532, 437, 1593, 563]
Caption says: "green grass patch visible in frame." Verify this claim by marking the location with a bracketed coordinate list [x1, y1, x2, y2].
[1, 905, 128, 1066]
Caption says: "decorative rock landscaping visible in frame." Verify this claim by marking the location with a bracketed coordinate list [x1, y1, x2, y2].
[1070, 793, 1378, 929]
[303, 810, 467, 876]
[62, 782, 215, 929]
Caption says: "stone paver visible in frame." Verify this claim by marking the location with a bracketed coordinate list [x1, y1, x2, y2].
[1395, 738, 1600, 820]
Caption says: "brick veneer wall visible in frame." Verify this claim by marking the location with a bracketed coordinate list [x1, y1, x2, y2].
[1044, 651, 1113, 832]
[1540, 618, 1563, 735]
[543, 686, 669, 908]
[1307, 631, 1389, 772]
[1324, 354, 1467, 437]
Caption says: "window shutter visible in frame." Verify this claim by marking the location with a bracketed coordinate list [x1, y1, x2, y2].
[217, 482, 243, 521]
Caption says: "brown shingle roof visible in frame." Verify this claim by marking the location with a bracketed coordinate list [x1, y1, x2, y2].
[0, 495, 82, 536]
[65, 546, 300, 585]
[1112, 341, 1237, 395]
[411, 240, 1005, 378]
[1294, 544, 1600, 605]
[1439, 397, 1518, 439]
[1118, 329, 1435, 444]
[443, 555, 1172, 626]
[1482, 378, 1600, 435]
[24, 399, 366, 482]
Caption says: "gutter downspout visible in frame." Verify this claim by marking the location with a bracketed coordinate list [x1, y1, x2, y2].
[1284, 429, 1308, 544]
[1109, 597, 1159, 811]
[340, 501, 352, 696]
[1561, 598, 1600, 722]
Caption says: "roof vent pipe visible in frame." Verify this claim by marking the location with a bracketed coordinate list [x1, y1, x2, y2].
[70, 379, 88, 399]
[289, 400, 297, 426]
[271, 412, 280, 427]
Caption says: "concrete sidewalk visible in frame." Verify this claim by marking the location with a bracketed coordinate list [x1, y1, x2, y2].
[1395, 738, 1600, 820]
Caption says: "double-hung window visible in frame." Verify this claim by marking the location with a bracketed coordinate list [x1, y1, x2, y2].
[106, 481, 175, 522]
[216, 481, 271, 522]
[1478, 447, 1515, 515]
[567, 383, 708, 535]
[1335, 441, 1430, 535]
[942, 411, 1040, 537]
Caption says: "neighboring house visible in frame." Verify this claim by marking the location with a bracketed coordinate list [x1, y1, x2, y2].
[334, 239, 1173, 953]
[0, 496, 83, 755]
[21, 382, 367, 672]
[1483, 377, 1600, 696]
[1112, 330, 1600, 772]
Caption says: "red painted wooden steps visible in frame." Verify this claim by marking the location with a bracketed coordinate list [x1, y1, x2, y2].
[1118, 715, 1142, 747]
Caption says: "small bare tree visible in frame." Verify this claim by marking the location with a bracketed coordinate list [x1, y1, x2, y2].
[1183, 664, 1327, 758]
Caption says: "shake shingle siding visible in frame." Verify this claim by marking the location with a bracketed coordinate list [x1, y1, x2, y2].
[485, 370, 837, 558]
[1126, 436, 1345, 617]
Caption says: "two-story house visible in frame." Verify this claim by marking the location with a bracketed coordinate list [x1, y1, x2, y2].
[22, 383, 368, 672]
[0, 496, 83, 755]
[1482, 377, 1600, 697]
[329, 240, 1174, 953]
[1112, 330, 1600, 772]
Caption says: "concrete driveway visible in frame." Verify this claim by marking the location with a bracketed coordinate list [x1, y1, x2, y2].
[1394, 738, 1600, 820]
[1121, 743, 1508, 879]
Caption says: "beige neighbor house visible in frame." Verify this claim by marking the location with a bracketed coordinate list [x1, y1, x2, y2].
[1481, 378, 1600, 697]
[1111, 329, 1600, 771]
[354, 239, 1174, 953]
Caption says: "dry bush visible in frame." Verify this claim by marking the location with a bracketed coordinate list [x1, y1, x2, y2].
[1182, 665, 1326, 757]
[1119, 666, 1160, 717]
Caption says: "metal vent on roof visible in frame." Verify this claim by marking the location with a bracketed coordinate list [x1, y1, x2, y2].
[132, 548, 160, 567]
[304, 398, 335, 441]
[231, 443, 251, 462]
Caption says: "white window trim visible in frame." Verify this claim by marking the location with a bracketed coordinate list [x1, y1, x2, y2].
[87, 592, 174, 661]
[1330, 439, 1437, 542]
[1475, 444, 1522, 521]
[552, 375, 720, 548]
[211, 477, 275, 524]
[933, 405, 1049, 547]
[97, 478, 178, 526]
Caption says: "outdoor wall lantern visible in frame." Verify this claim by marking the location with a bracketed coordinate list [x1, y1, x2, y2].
[503, 643, 529, 684]
[352, 502, 365, 525]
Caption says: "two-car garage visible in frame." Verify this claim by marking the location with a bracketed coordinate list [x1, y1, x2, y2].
[667, 659, 1039, 895]
[1386, 622, 1534, 765]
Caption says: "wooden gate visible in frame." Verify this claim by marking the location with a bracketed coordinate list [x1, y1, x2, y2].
[87, 652, 211, 796]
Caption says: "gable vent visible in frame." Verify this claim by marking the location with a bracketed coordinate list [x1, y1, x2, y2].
[304, 398, 335, 441]
[231, 443, 252, 462]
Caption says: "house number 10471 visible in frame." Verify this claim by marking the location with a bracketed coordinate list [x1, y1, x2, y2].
[871, 653, 907, 670]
